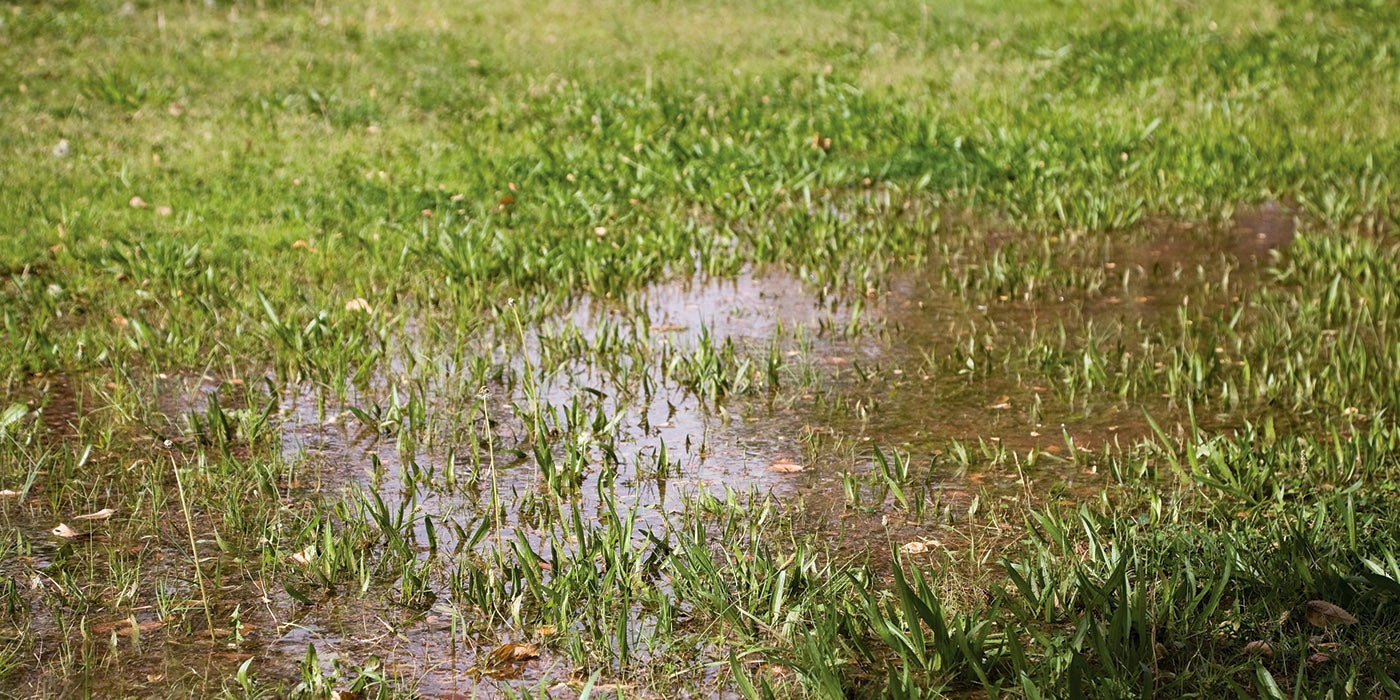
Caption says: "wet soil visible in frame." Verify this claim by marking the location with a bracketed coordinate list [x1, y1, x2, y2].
[0, 205, 1299, 697]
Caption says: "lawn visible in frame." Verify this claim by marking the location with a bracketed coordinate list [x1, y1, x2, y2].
[2, 0, 1399, 697]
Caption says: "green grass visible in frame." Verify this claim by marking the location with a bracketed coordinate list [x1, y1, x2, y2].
[3, 0, 1400, 697]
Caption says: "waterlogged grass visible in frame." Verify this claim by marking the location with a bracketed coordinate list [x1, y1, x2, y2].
[3, 0, 1400, 697]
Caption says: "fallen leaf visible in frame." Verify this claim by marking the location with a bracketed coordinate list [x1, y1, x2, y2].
[0, 490, 19, 498]
[344, 298, 373, 314]
[73, 508, 116, 521]
[129, 196, 148, 209]
[1307, 652, 1331, 665]
[900, 541, 928, 555]
[1242, 640, 1273, 658]
[485, 642, 539, 667]
[51, 523, 83, 539]
[289, 545, 316, 566]
[1305, 600, 1357, 628]
[769, 458, 805, 474]
[156, 206, 173, 217]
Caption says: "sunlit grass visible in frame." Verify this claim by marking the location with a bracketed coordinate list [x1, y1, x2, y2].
[2, 0, 1399, 697]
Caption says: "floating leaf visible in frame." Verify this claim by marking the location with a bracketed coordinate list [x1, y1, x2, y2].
[51, 523, 83, 539]
[900, 541, 929, 555]
[485, 642, 539, 667]
[73, 508, 116, 521]
[769, 458, 805, 474]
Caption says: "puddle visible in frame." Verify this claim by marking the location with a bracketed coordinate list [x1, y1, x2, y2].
[1230, 200, 1297, 262]
[0, 210, 1299, 696]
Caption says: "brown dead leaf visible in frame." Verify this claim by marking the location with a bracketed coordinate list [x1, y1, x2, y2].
[900, 541, 928, 555]
[289, 545, 316, 566]
[1242, 640, 1274, 658]
[769, 458, 805, 474]
[485, 642, 539, 667]
[51, 523, 84, 539]
[1305, 600, 1358, 629]
[73, 508, 116, 521]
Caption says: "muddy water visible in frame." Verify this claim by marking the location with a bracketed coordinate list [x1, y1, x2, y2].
[0, 207, 1297, 697]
